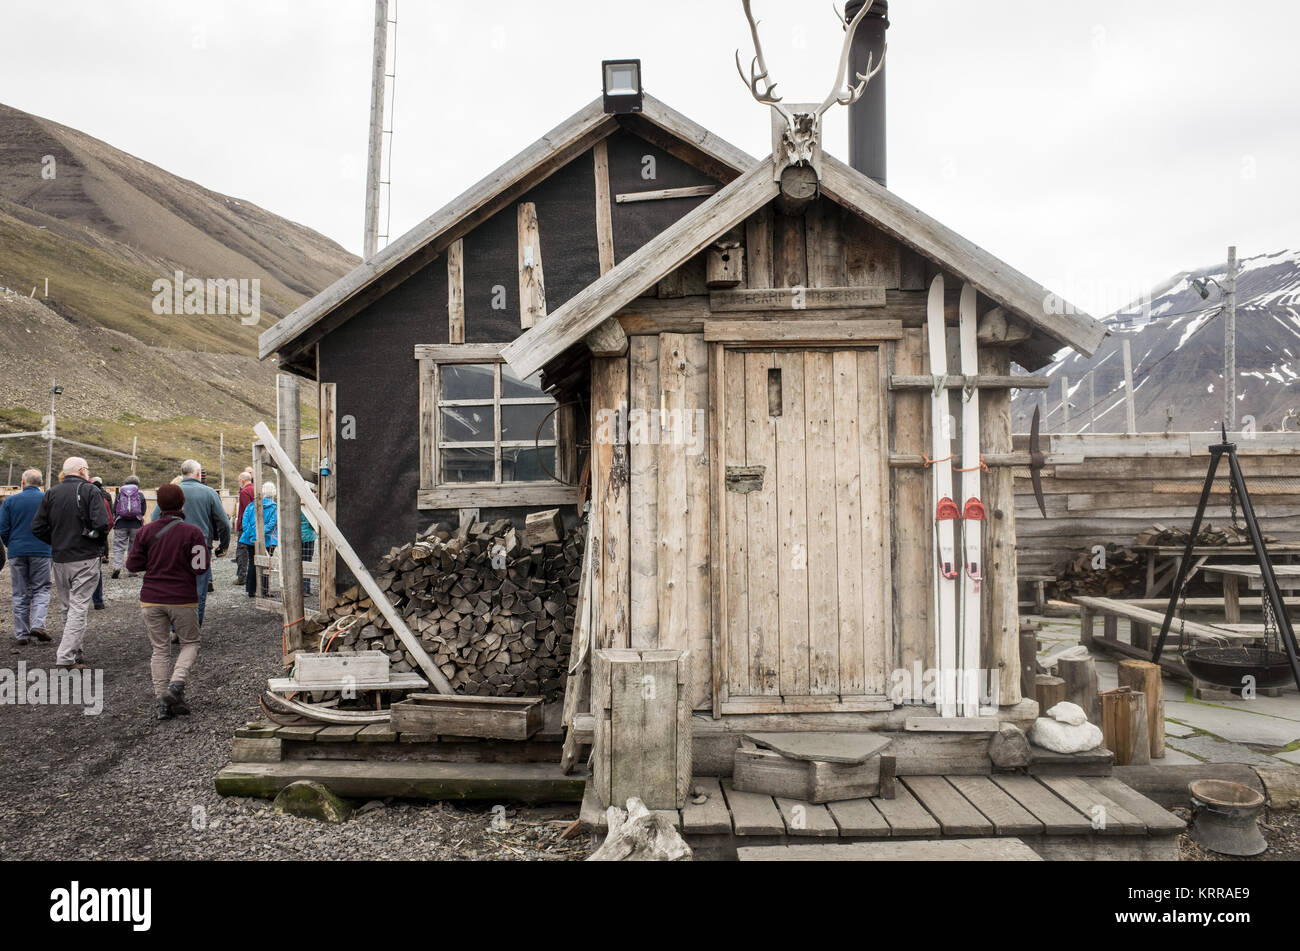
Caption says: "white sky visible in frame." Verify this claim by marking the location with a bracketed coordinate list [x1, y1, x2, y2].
[4, 0, 1298, 318]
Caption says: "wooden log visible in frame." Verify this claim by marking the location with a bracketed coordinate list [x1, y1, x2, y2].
[447, 238, 465, 343]
[1100, 688, 1150, 766]
[1056, 656, 1100, 725]
[1034, 675, 1066, 713]
[981, 346, 1020, 705]
[592, 139, 615, 276]
[1117, 660, 1164, 760]
[318, 381, 338, 612]
[517, 201, 547, 329]
[278, 375, 305, 653]
[525, 509, 565, 547]
[1019, 628, 1038, 701]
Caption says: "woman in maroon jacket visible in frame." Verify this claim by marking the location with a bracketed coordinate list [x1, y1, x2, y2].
[125, 483, 209, 720]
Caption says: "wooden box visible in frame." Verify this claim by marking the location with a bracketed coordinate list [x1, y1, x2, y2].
[390, 694, 544, 740]
[733, 745, 896, 804]
[293, 651, 390, 687]
[592, 649, 691, 811]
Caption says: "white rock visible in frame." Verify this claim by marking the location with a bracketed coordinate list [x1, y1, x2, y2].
[1047, 701, 1088, 726]
[1030, 716, 1104, 754]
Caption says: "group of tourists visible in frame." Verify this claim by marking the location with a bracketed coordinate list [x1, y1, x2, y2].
[0, 456, 306, 722]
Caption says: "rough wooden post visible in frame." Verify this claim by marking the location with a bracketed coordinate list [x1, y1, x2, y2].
[1101, 687, 1150, 766]
[980, 346, 1020, 705]
[1034, 675, 1066, 712]
[278, 375, 305, 654]
[1118, 660, 1164, 760]
[318, 382, 338, 613]
[252, 441, 267, 592]
[592, 648, 691, 810]
[591, 356, 630, 650]
[1057, 655, 1100, 725]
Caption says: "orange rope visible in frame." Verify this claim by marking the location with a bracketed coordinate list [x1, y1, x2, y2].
[921, 453, 953, 468]
[954, 456, 992, 473]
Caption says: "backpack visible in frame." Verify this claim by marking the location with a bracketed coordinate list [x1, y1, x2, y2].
[116, 484, 145, 519]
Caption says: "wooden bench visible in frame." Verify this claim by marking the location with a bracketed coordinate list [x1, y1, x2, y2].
[1203, 563, 1300, 623]
[1071, 595, 1261, 682]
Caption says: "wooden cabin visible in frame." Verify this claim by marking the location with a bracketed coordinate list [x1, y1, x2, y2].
[260, 78, 1109, 779]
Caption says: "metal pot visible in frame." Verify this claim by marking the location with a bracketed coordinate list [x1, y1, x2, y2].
[1188, 779, 1267, 857]
[1183, 647, 1294, 690]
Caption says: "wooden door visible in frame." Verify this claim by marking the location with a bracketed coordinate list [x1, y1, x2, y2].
[716, 345, 893, 714]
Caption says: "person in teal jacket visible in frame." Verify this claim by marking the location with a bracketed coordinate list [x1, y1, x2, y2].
[300, 492, 317, 596]
[240, 483, 277, 598]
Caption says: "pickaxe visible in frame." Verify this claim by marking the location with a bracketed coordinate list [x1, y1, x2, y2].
[1028, 405, 1048, 518]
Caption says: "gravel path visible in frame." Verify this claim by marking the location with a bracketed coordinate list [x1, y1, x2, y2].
[0, 560, 587, 861]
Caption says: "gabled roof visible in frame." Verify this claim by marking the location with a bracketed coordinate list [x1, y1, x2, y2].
[501, 154, 1108, 379]
[258, 95, 757, 364]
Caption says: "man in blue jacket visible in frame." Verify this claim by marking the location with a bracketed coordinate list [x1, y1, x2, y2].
[151, 460, 229, 626]
[0, 469, 54, 646]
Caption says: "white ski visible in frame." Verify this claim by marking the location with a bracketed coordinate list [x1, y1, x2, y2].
[927, 275, 959, 718]
[958, 284, 985, 718]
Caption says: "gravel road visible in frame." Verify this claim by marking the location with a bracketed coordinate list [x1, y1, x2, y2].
[0, 560, 586, 861]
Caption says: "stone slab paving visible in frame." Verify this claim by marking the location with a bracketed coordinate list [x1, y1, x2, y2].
[1163, 720, 1197, 738]
[1163, 699, 1300, 747]
[1166, 735, 1282, 767]
[1275, 748, 1300, 766]
[1157, 747, 1202, 765]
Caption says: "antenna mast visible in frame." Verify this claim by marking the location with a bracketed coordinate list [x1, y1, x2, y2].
[364, 0, 397, 259]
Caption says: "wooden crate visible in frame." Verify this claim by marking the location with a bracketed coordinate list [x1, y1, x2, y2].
[293, 651, 390, 687]
[389, 694, 544, 741]
[592, 649, 692, 811]
[733, 746, 896, 803]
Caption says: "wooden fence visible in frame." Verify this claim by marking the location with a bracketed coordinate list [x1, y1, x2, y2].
[1012, 432, 1300, 583]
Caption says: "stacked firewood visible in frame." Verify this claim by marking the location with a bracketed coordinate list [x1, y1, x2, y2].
[315, 516, 584, 702]
[1051, 543, 1145, 599]
[1134, 523, 1277, 547]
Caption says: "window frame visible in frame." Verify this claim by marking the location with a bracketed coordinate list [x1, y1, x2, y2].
[415, 344, 576, 510]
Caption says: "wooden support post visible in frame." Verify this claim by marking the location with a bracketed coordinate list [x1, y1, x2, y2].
[1080, 608, 1094, 647]
[590, 356, 630, 650]
[1057, 655, 1100, 725]
[252, 441, 267, 593]
[277, 375, 305, 654]
[253, 422, 454, 694]
[593, 139, 615, 276]
[1101, 687, 1150, 766]
[1223, 574, 1242, 624]
[130, 436, 137, 477]
[447, 239, 465, 343]
[1019, 628, 1038, 704]
[1122, 338, 1137, 434]
[318, 382, 338, 612]
[981, 346, 1020, 704]
[1034, 675, 1066, 713]
[1117, 660, 1164, 760]
[592, 648, 691, 810]
[517, 202, 547, 329]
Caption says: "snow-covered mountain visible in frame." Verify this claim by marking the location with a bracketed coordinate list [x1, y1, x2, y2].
[1013, 250, 1300, 433]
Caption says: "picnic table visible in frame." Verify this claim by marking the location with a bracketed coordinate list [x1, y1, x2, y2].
[1202, 563, 1300, 624]
[1133, 543, 1300, 599]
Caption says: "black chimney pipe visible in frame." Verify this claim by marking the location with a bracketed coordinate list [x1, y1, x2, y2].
[844, 0, 889, 187]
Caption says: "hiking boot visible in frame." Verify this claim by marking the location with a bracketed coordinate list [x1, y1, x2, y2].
[156, 698, 174, 721]
[164, 682, 191, 716]
[75, 649, 85, 664]
[93, 602, 105, 610]
[111, 569, 121, 579]
[14, 636, 30, 647]
[28, 628, 51, 643]
[55, 663, 88, 671]
[207, 581, 215, 593]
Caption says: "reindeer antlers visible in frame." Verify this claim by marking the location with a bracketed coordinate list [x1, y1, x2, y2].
[736, 1, 887, 120]
[818, 1, 887, 116]
[736, 0, 792, 118]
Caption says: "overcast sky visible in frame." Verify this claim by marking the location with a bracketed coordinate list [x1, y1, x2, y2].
[4, 0, 1297, 317]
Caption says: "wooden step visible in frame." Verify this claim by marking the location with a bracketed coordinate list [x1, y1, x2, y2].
[738, 839, 1044, 861]
[215, 759, 585, 803]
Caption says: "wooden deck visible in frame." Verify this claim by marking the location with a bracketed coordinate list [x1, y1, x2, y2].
[580, 773, 1184, 860]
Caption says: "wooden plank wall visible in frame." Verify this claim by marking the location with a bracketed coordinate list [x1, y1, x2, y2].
[616, 198, 1028, 710]
[1014, 433, 1300, 579]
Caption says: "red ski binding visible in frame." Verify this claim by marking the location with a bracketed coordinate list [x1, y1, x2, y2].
[963, 498, 986, 521]
[936, 497, 960, 521]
